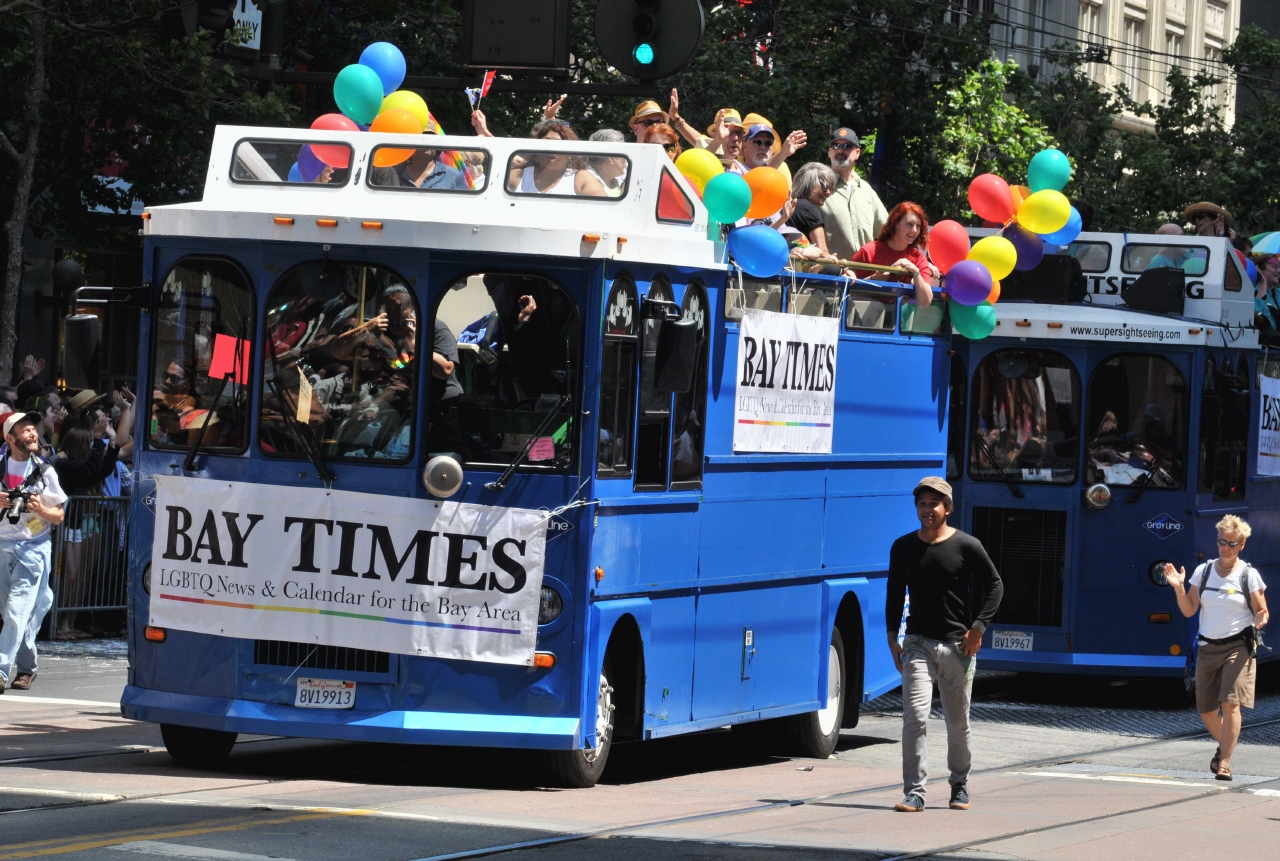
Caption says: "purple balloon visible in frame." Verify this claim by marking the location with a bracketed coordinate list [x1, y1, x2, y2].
[946, 260, 994, 306]
[1002, 223, 1044, 271]
[297, 145, 325, 182]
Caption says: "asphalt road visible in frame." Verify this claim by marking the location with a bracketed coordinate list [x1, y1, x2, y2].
[3, 643, 1280, 861]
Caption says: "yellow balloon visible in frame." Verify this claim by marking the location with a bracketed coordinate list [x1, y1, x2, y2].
[381, 91, 431, 131]
[674, 147, 723, 187]
[967, 235, 1017, 281]
[1017, 189, 1071, 235]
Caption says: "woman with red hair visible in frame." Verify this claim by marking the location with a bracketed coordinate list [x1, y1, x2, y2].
[849, 201, 936, 308]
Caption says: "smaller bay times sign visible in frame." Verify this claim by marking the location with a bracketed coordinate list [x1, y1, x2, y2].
[148, 477, 547, 665]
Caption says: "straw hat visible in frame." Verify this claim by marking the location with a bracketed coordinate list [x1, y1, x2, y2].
[66, 389, 108, 412]
[705, 108, 744, 135]
[628, 100, 669, 126]
[1182, 201, 1234, 229]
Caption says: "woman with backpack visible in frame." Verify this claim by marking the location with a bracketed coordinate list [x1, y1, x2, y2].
[1165, 515, 1269, 781]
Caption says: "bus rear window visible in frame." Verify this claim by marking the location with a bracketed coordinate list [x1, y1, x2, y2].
[1065, 241, 1111, 272]
[1121, 243, 1208, 276]
[230, 139, 352, 186]
[150, 258, 255, 452]
[431, 274, 580, 468]
[367, 146, 489, 192]
[505, 151, 630, 198]
[1087, 354, 1187, 488]
[259, 262, 418, 462]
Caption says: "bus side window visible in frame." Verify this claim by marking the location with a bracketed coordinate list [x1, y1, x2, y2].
[671, 281, 709, 490]
[150, 257, 255, 453]
[634, 275, 674, 491]
[598, 274, 640, 478]
[1200, 356, 1249, 499]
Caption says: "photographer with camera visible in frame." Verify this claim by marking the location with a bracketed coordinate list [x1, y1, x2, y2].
[0, 410, 67, 692]
[1165, 514, 1269, 782]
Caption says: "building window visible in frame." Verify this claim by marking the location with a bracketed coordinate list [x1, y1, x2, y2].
[1204, 44, 1227, 107]
[1120, 16, 1147, 102]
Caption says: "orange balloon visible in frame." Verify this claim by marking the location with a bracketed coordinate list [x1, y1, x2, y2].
[986, 280, 1001, 304]
[1010, 184, 1032, 211]
[370, 107, 424, 167]
[743, 166, 790, 219]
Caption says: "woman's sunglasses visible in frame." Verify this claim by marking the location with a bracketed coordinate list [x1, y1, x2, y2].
[636, 117, 663, 128]
[662, 144, 679, 154]
[1217, 537, 1242, 547]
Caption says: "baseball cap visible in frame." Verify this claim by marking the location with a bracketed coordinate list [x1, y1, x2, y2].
[745, 123, 774, 140]
[830, 127, 860, 147]
[1, 410, 41, 438]
[912, 476, 952, 503]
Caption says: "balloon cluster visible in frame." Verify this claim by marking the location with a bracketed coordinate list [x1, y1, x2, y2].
[673, 149, 792, 278]
[928, 148, 1080, 339]
[292, 43, 435, 178]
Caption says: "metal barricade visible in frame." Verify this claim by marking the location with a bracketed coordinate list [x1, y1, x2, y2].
[48, 496, 130, 637]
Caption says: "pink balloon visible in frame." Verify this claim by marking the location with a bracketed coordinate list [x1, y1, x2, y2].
[309, 114, 358, 168]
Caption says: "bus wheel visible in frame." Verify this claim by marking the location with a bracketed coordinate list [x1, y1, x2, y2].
[544, 670, 615, 788]
[780, 628, 847, 758]
[160, 723, 237, 768]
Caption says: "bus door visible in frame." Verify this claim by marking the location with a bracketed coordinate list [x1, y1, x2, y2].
[1078, 349, 1195, 658]
[964, 343, 1086, 657]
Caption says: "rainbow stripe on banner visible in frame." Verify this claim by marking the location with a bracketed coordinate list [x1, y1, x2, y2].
[737, 419, 832, 428]
[159, 593, 520, 636]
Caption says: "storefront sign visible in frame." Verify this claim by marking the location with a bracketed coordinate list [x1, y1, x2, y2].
[733, 309, 838, 453]
[1259, 374, 1280, 476]
[148, 476, 547, 665]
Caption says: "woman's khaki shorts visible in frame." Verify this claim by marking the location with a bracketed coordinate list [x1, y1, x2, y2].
[1195, 639, 1256, 714]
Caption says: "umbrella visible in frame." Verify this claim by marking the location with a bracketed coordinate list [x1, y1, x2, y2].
[1253, 232, 1280, 255]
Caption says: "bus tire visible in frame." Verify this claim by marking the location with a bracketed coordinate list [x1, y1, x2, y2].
[160, 723, 237, 768]
[780, 628, 847, 758]
[544, 669, 615, 788]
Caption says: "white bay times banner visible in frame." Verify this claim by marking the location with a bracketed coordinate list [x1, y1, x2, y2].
[148, 477, 547, 666]
[733, 308, 838, 453]
[1260, 374, 1280, 476]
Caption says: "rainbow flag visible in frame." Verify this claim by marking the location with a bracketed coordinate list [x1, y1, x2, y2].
[423, 112, 480, 190]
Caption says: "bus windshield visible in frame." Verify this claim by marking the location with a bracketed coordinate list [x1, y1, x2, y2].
[431, 274, 579, 467]
[259, 262, 418, 462]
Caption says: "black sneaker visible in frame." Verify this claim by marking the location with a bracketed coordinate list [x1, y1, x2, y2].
[949, 784, 970, 810]
[895, 793, 925, 812]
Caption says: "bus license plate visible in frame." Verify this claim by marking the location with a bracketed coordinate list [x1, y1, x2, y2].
[992, 631, 1034, 652]
[295, 678, 356, 709]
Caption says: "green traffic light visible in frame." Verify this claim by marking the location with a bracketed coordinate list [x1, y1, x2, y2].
[633, 43, 655, 65]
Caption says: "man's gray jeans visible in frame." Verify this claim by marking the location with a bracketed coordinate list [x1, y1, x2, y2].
[901, 634, 975, 799]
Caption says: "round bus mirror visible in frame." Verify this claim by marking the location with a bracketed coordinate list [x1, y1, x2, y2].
[424, 455, 464, 498]
[1084, 482, 1112, 511]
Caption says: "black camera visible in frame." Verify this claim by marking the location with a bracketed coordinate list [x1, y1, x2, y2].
[4, 488, 34, 524]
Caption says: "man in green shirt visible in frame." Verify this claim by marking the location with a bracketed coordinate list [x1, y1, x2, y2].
[821, 127, 888, 262]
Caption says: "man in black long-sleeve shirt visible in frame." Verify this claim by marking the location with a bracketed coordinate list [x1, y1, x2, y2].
[885, 476, 1002, 813]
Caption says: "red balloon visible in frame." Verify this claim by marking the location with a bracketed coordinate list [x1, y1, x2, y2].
[309, 114, 359, 168]
[928, 220, 971, 275]
[968, 173, 1015, 224]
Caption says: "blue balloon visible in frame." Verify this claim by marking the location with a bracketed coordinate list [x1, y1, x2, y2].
[359, 42, 407, 96]
[287, 162, 303, 183]
[1039, 206, 1082, 246]
[297, 145, 325, 182]
[1247, 259, 1259, 285]
[727, 224, 790, 278]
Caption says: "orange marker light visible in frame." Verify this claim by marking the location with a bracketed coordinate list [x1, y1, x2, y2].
[1016, 320, 1032, 327]
[317, 219, 338, 228]
[140, 212, 151, 220]
[361, 221, 383, 230]
[1189, 328, 1202, 334]
[1047, 322, 1063, 329]
[1170, 644, 1182, 656]
[533, 652, 556, 668]
[595, 566, 605, 582]
[144, 626, 167, 643]
[582, 233, 601, 243]
[1149, 613, 1172, 623]
[273, 216, 294, 226]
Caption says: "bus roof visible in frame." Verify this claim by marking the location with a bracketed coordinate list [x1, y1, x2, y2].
[143, 125, 724, 270]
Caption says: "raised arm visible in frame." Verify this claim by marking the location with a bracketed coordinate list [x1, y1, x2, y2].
[1165, 564, 1201, 617]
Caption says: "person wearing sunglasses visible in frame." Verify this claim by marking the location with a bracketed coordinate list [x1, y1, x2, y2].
[627, 100, 670, 142]
[821, 127, 888, 262]
[1182, 201, 1235, 240]
[1164, 514, 1269, 782]
[642, 122, 682, 162]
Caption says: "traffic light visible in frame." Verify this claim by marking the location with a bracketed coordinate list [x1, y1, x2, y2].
[595, 0, 705, 81]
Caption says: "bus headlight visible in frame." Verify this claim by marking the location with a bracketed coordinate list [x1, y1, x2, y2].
[538, 586, 563, 624]
[423, 455, 464, 498]
[1084, 483, 1112, 511]
[1149, 560, 1173, 587]
[142, 563, 151, 596]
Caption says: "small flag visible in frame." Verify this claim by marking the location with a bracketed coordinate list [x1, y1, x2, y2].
[480, 70, 496, 99]
[464, 87, 481, 109]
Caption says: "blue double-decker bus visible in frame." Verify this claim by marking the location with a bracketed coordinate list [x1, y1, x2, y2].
[112, 126, 951, 785]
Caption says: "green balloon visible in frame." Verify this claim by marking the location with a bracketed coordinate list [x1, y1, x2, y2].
[1027, 148, 1071, 193]
[702, 172, 753, 224]
[950, 301, 997, 339]
[334, 64, 385, 125]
